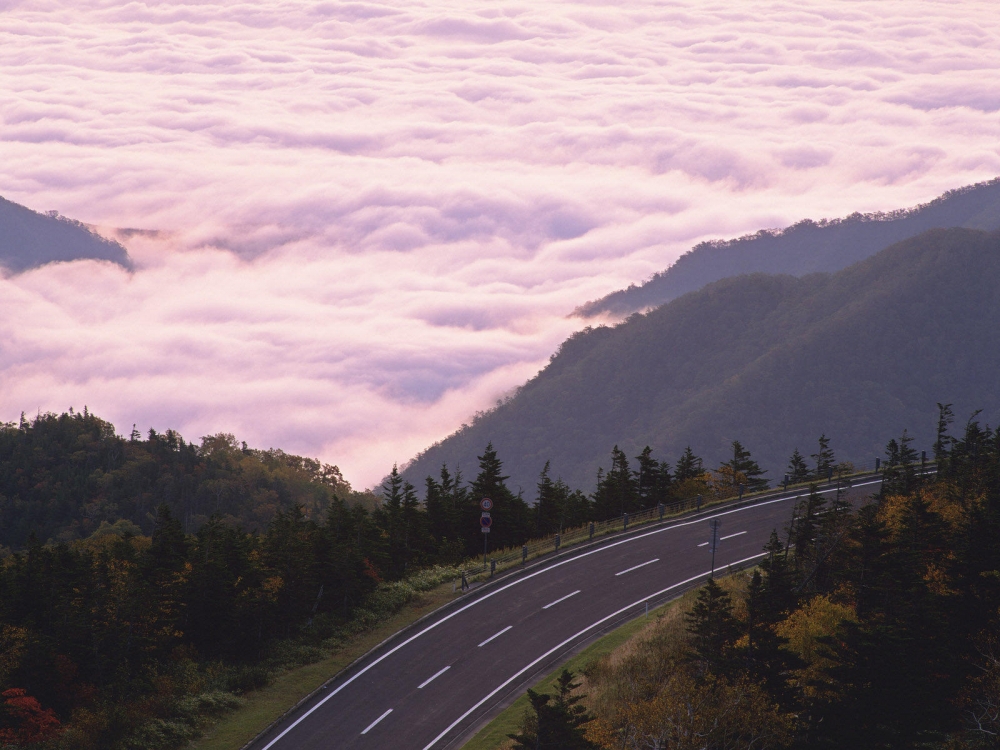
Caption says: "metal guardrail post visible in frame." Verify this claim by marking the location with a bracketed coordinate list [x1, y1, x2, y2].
[589, 522, 594, 541]
[623, 512, 628, 531]
[555, 533, 560, 551]
[522, 545, 527, 565]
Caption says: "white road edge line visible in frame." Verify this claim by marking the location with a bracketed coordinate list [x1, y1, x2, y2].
[697, 542, 709, 547]
[418, 666, 450, 689]
[720, 531, 747, 540]
[614, 558, 659, 576]
[421, 552, 769, 750]
[361, 709, 392, 735]
[259, 477, 883, 749]
[478, 626, 513, 648]
[543, 590, 581, 609]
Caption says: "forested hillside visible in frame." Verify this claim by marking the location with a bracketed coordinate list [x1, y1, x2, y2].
[0, 410, 360, 550]
[0, 197, 132, 273]
[578, 177, 1000, 318]
[404, 228, 1000, 493]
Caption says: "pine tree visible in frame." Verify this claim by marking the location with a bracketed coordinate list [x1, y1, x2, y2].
[741, 569, 796, 701]
[379, 465, 406, 577]
[790, 487, 829, 591]
[400, 479, 426, 574]
[812, 434, 836, 480]
[787, 448, 810, 483]
[508, 670, 596, 749]
[424, 475, 446, 542]
[562, 488, 593, 529]
[610, 446, 638, 514]
[674, 446, 703, 481]
[933, 403, 954, 463]
[592, 446, 639, 519]
[635, 446, 669, 507]
[685, 577, 739, 673]
[758, 530, 797, 617]
[535, 461, 563, 536]
[723, 440, 768, 492]
[470, 443, 531, 550]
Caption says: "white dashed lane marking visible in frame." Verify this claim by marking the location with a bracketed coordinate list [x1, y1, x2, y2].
[542, 590, 581, 610]
[615, 558, 659, 576]
[361, 709, 392, 735]
[478, 626, 512, 648]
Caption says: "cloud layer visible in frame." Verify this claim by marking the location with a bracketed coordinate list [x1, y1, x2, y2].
[1, 0, 999, 487]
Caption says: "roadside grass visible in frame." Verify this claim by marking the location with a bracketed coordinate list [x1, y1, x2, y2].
[187, 582, 461, 750]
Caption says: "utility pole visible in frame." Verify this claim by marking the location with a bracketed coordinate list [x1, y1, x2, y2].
[709, 519, 721, 577]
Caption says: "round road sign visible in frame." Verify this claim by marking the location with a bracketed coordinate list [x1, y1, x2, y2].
[480, 515, 493, 528]
[480, 497, 494, 511]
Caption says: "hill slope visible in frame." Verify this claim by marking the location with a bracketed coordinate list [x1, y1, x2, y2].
[0, 196, 132, 272]
[403, 228, 1000, 494]
[578, 178, 1000, 318]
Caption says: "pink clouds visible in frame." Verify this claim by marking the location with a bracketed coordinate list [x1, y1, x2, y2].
[1, 0, 999, 487]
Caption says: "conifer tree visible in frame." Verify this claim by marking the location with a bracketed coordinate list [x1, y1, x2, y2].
[812, 434, 836, 480]
[635, 446, 669, 506]
[758, 530, 797, 617]
[674, 446, 703, 481]
[470, 443, 531, 550]
[787, 448, 810, 483]
[592, 446, 639, 519]
[740, 569, 796, 700]
[723, 440, 768, 492]
[534, 461, 563, 536]
[686, 578, 739, 673]
[380, 465, 406, 577]
[509, 670, 596, 749]
[424, 475, 446, 541]
[562, 488, 593, 529]
[933, 402, 955, 463]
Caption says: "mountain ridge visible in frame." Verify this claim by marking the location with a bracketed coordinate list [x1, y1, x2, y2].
[577, 177, 1000, 318]
[0, 196, 133, 272]
[403, 227, 1000, 494]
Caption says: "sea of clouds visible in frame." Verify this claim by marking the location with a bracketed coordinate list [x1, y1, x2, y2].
[1, 0, 998, 488]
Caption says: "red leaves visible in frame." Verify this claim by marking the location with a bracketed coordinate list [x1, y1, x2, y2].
[0, 688, 62, 745]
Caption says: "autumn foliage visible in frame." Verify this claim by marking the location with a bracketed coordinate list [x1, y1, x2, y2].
[0, 688, 62, 745]
[567, 417, 1000, 749]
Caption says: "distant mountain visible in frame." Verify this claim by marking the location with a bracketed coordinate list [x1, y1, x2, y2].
[577, 178, 1000, 318]
[403, 228, 1000, 494]
[0, 196, 132, 272]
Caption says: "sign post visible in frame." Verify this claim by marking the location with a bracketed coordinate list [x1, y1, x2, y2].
[480, 498, 493, 567]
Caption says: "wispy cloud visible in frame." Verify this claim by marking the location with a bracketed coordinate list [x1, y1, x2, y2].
[1, 0, 998, 487]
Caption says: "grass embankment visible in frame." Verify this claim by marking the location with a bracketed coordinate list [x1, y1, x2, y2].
[462, 584, 707, 750]
[188, 581, 461, 750]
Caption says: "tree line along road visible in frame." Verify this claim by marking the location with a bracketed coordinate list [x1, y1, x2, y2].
[248, 477, 885, 750]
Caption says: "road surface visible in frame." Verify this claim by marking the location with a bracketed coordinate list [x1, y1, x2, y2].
[250, 476, 883, 750]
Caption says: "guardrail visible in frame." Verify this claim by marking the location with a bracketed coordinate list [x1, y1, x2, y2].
[456, 458, 930, 585]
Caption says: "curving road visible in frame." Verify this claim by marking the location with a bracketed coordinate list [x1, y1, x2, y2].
[249, 477, 884, 750]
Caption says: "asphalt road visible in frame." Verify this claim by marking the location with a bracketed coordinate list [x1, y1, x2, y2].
[250, 476, 884, 750]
